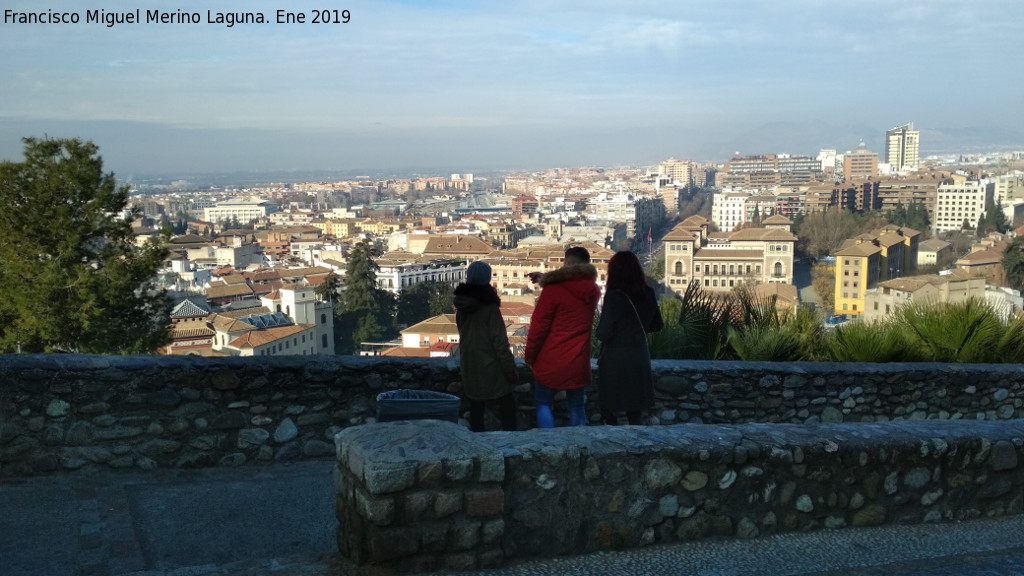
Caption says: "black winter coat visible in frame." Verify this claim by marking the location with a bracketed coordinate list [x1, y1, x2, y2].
[596, 287, 663, 412]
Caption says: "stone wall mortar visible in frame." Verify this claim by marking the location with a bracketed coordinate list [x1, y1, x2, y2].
[2, 355, 1023, 476]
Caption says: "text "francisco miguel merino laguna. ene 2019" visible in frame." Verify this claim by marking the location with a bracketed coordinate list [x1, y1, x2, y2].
[3, 9, 307, 27]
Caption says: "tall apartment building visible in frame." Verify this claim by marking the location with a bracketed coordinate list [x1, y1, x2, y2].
[843, 145, 879, 182]
[658, 158, 693, 186]
[885, 123, 920, 172]
[932, 180, 993, 234]
[663, 215, 797, 296]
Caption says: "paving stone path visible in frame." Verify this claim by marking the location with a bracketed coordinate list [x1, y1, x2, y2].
[2, 460, 1023, 576]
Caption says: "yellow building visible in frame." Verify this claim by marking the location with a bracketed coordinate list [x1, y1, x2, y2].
[832, 225, 919, 316]
[833, 242, 882, 316]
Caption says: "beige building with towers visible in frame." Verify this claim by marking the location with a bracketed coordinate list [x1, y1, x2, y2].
[885, 123, 920, 172]
[663, 215, 797, 295]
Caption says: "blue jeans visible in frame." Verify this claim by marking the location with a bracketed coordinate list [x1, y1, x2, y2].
[534, 384, 587, 428]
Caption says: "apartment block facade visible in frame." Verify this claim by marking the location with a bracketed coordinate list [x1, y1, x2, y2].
[932, 180, 993, 234]
[843, 146, 879, 182]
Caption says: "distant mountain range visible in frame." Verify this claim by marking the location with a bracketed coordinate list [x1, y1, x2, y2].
[704, 121, 1024, 161]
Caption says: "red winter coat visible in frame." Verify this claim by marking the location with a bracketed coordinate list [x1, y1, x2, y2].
[524, 264, 601, 390]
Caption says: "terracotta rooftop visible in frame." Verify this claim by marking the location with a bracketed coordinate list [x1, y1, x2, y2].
[228, 324, 314, 349]
[728, 228, 798, 242]
[401, 314, 458, 336]
[835, 243, 882, 257]
[206, 284, 254, 299]
[762, 214, 792, 225]
[919, 238, 950, 251]
[381, 347, 433, 358]
[422, 236, 494, 255]
[209, 315, 256, 333]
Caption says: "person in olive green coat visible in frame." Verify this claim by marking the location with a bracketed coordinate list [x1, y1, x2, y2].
[454, 261, 519, 431]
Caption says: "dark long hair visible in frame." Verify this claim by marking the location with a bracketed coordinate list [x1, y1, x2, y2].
[605, 251, 647, 301]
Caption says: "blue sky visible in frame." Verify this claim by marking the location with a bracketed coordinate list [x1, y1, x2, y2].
[2, 0, 1022, 175]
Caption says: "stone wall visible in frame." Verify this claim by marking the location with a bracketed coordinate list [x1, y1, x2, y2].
[334, 419, 1024, 572]
[2, 355, 1024, 476]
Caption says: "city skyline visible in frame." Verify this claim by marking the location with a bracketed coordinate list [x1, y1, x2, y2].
[2, 0, 1023, 175]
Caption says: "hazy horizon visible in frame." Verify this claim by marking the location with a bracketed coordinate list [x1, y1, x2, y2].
[3, 1, 1024, 176]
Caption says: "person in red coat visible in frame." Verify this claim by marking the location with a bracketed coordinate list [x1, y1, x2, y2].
[524, 246, 601, 427]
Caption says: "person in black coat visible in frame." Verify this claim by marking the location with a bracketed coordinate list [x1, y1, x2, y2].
[596, 251, 663, 425]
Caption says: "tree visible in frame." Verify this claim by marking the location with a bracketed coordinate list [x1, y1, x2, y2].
[977, 196, 1010, 236]
[885, 202, 929, 232]
[0, 137, 171, 353]
[340, 242, 385, 313]
[795, 209, 876, 259]
[811, 263, 835, 314]
[315, 272, 340, 304]
[396, 280, 456, 327]
[335, 241, 395, 352]
[1003, 237, 1024, 291]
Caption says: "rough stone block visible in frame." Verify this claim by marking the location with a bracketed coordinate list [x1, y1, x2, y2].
[445, 458, 474, 481]
[644, 458, 682, 491]
[479, 548, 504, 568]
[465, 488, 504, 517]
[435, 491, 462, 518]
[451, 521, 481, 551]
[356, 489, 395, 526]
[368, 528, 418, 562]
[420, 524, 449, 553]
[477, 454, 505, 482]
[990, 441, 1019, 471]
[481, 519, 504, 545]
[404, 491, 433, 521]
[365, 463, 416, 495]
[681, 470, 708, 491]
[409, 461, 442, 488]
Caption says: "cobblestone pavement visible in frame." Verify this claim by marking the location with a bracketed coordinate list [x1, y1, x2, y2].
[2, 460, 1023, 576]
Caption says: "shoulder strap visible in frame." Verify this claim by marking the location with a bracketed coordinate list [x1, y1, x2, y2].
[619, 290, 647, 337]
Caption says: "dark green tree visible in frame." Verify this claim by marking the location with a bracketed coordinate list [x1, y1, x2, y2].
[396, 281, 455, 327]
[340, 242, 385, 313]
[0, 137, 171, 353]
[977, 196, 1010, 236]
[336, 241, 395, 352]
[1003, 236, 1024, 291]
[315, 272, 341, 304]
[885, 202, 930, 232]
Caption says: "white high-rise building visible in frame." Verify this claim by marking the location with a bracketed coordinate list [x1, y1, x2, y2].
[932, 180, 992, 234]
[712, 191, 750, 232]
[885, 123, 920, 172]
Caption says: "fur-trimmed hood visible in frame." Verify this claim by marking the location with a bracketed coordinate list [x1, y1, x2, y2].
[538, 263, 598, 287]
